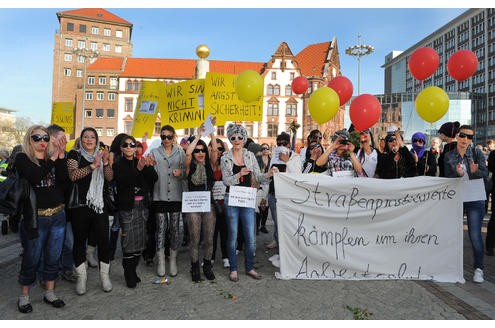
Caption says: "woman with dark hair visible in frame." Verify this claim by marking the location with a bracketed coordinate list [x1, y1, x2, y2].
[299, 129, 322, 165]
[410, 132, 437, 177]
[149, 125, 185, 278]
[302, 141, 326, 174]
[15, 125, 68, 313]
[256, 143, 271, 233]
[184, 127, 219, 282]
[355, 129, 378, 178]
[112, 135, 157, 288]
[374, 129, 416, 179]
[67, 127, 114, 295]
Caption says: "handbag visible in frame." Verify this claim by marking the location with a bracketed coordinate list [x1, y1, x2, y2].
[103, 180, 118, 215]
[66, 152, 83, 209]
[0, 169, 29, 215]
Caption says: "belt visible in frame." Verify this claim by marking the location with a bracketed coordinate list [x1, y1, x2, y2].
[134, 196, 144, 201]
[38, 204, 65, 217]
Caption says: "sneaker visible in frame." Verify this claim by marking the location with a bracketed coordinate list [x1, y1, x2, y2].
[473, 268, 484, 283]
[266, 240, 278, 249]
[222, 258, 230, 268]
[268, 254, 280, 262]
[60, 270, 77, 282]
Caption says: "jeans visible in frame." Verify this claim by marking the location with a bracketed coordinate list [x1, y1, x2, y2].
[464, 200, 485, 270]
[18, 210, 66, 286]
[224, 194, 255, 272]
[267, 193, 278, 243]
[60, 221, 74, 271]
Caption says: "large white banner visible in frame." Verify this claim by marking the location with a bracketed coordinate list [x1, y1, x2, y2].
[274, 174, 465, 283]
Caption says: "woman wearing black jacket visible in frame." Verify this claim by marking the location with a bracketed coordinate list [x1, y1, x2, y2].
[374, 130, 416, 179]
[113, 135, 157, 288]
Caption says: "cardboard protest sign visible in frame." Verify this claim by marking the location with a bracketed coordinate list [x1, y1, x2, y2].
[131, 81, 164, 138]
[51, 102, 74, 134]
[204, 72, 263, 125]
[160, 79, 206, 129]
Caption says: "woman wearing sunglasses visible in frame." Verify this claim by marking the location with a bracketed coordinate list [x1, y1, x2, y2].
[67, 127, 113, 295]
[184, 126, 219, 282]
[112, 135, 157, 288]
[15, 125, 68, 313]
[444, 125, 488, 284]
[374, 129, 416, 179]
[410, 132, 437, 177]
[221, 124, 272, 282]
[149, 125, 185, 278]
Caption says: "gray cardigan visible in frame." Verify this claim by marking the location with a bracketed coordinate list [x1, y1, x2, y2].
[150, 144, 185, 202]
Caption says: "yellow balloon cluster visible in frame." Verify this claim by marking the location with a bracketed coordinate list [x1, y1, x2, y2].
[308, 87, 340, 124]
[235, 70, 264, 103]
[415, 86, 449, 123]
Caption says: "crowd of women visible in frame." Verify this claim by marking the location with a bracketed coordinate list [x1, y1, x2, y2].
[6, 119, 488, 313]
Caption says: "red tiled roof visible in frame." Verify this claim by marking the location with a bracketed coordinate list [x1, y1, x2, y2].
[57, 8, 132, 26]
[295, 41, 331, 77]
[87, 57, 124, 71]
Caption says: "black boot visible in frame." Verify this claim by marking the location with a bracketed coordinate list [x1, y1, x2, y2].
[133, 255, 141, 283]
[203, 258, 215, 280]
[109, 230, 119, 261]
[122, 257, 137, 288]
[190, 261, 202, 282]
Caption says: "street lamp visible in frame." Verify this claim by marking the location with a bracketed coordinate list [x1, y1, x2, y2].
[345, 34, 374, 96]
[72, 43, 99, 131]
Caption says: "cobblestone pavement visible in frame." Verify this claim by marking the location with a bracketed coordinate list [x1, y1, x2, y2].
[0, 214, 494, 320]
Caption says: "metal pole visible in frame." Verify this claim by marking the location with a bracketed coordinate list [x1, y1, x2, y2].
[82, 58, 87, 130]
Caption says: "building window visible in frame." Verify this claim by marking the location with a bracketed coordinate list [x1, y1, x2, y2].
[85, 92, 93, 100]
[91, 26, 99, 35]
[154, 122, 161, 135]
[99, 77, 107, 85]
[95, 109, 104, 118]
[134, 81, 139, 91]
[217, 126, 225, 136]
[110, 77, 118, 90]
[77, 55, 85, 63]
[107, 109, 115, 118]
[67, 22, 74, 31]
[65, 39, 72, 47]
[96, 92, 104, 101]
[286, 103, 297, 116]
[268, 103, 279, 116]
[103, 44, 110, 52]
[267, 85, 274, 96]
[285, 85, 292, 96]
[274, 85, 280, 96]
[79, 24, 86, 33]
[64, 53, 72, 62]
[95, 127, 103, 136]
[108, 93, 116, 101]
[84, 109, 92, 118]
[124, 121, 132, 134]
[116, 30, 123, 38]
[64, 68, 71, 76]
[267, 123, 278, 137]
[115, 45, 122, 53]
[76, 69, 82, 78]
[127, 80, 132, 90]
[125, 98, 134, 112]
[104, 28, 111, 36]
[290, 72, 295, 80]
[271, 72, 276, 80]
[90, 42, 98, 51]
[78, 40, 86, 49]
[107, 128, 114, 137]
[245, 124, 254, 137]
[88, 76, 95, 85]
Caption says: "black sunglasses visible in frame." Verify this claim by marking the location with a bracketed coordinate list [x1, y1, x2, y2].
[412, 138, 424, 143]
[31, 134, 50, 142]
[277, 140, 289, 147]
[217, 147, 225, 152]
[230, 136, 244, 141]
[311, 135, 323, 140]
[262, 147, 270, 151]
[387, 138, 396, 142]
[160, 134, 174, 140]
[309, 143, 321, 150]
[193, 148, 206, 154]
[458, 132, 474, 140]
[121, 142, 136, 148]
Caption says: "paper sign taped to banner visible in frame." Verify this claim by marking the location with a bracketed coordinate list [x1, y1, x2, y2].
[228, 186, 257, 208]
[182, 191, 211, 213]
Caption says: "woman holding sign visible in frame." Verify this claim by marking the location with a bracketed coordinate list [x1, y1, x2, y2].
[184, 126, 219, 282]
[221, 124, 272, 282]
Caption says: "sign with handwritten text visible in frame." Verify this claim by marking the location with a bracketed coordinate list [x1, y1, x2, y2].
[182, 191, 211, 213]
[131, 81, 164, 138]
[274, 174, 464, 283]
[228, 186, 257, 208]
[161, 79, 206, 129]
[204, 72, 263, 125]
[51, 102, 74, 134]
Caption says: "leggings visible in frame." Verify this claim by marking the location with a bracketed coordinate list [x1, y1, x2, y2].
[186, 211, 216, 262]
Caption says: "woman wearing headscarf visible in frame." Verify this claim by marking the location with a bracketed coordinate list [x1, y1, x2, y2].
[67, 127, 113, 295]
[15, 125, 68, 313]
[410, 132, 437, 177]
[221, 124, 272, 282]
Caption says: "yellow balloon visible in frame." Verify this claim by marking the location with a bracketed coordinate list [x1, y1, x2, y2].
[235, 70, 264, 103]
[308, 87, 340, 124]
[66, 139, 76, 152]
[415, 86, 449, 123]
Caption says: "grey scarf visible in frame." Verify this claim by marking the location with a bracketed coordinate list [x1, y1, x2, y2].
[79, 148, 105, 214]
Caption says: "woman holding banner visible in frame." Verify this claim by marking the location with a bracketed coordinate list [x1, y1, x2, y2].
[221, 124, 272, 282]
[444, 125, 488, 283]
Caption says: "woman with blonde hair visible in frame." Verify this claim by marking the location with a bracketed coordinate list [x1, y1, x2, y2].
[15, 125, 68, 312]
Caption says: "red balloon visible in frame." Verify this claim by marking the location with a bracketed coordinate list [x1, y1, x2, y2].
[327, 76, 353, 105]
[408, 47, 440, 81]
[291, 76, 309, 94]
[447, 50, 479, 81]
[349, 94, 382, 132]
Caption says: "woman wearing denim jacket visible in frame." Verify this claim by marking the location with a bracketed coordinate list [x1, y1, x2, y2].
[444, 125, 488, 283]
[220, 124, 272, 282]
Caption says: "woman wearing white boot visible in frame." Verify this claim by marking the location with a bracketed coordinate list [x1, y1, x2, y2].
[67, 127, 114, 295]
[149, 125, 185, 278]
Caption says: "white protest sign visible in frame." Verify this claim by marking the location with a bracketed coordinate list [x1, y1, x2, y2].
[274, 174, 464, 283]
[201, 114, 215, 137]
[212, 181, 226, 200]
[228, 186, 257, 208]
[181, 191, 211, 213]
[462, 178, 485, 202]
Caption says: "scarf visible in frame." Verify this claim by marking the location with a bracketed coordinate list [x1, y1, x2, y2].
[190, 162, 207, 187]
[411, 132, 426, 159]
[79, 147, 105, 214]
